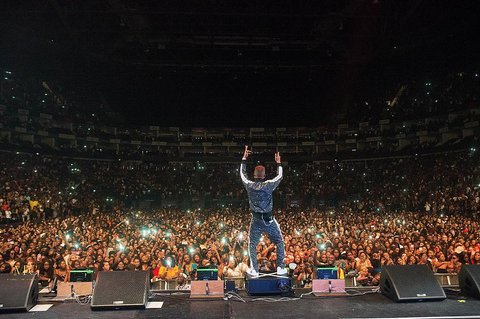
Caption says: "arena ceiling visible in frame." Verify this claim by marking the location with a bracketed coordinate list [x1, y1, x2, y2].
[1, 1, 480, 126]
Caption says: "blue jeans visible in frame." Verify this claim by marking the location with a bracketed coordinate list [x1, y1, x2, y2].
[248, 214, 285, 272]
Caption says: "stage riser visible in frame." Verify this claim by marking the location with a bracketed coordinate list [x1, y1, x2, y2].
[246, 277, 293, 296]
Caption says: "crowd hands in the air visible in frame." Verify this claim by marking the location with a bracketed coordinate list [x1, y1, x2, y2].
[0, 150, 480, 288]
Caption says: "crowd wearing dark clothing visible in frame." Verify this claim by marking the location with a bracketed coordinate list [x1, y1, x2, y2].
[1, 150, 479, 287]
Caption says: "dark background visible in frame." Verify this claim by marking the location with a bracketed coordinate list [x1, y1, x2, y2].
[1, 0, 479, 127]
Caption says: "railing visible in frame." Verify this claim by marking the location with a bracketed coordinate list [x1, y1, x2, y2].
[150, 276, 247, 291]
[151, 279, 179, 290]
[149, 272, 460, 292]
[224, 276, 246, 289]
[347, 273, 459, 288]
[434, 273, 459, 287]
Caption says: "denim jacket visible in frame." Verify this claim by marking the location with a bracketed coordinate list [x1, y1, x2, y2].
[240, 160, 283, 213]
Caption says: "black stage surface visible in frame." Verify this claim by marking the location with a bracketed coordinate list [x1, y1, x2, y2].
[2, 291, 480, 319]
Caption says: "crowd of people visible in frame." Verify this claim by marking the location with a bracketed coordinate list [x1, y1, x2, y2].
[2, 68, 479, 160]
[1, 148, 479, 288]
[352, 71, 480, 123]
[1, 57, 479, 292]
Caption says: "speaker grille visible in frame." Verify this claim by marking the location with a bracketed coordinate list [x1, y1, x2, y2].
[459, 265, 480, 298]
[91, 271, 149, 309]
[0, 274, 38, 311]
[380, 265, 446, 302]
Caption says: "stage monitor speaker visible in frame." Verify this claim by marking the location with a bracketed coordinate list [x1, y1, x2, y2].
[245, 277, 293, 296]
[380, 265, 446, 302]
[459, 265, 480, 299]
[0, 274, 39, 312]
[91, 271, 149, 310]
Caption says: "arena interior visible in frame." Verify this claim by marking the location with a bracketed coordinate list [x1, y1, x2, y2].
[1, 1, 480, 319]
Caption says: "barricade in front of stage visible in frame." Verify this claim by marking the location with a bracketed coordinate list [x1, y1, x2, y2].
[150, 276, 246, 292]
[148, 273, 459, 293]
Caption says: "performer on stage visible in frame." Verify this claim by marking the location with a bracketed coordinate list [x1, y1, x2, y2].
[240, 145, 286, 277]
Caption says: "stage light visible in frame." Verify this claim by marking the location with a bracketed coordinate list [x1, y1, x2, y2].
[219, 223, 224, 228]
[189, 247, 195, 254]
[320, 244, 326, 250]
[238, 233, 244, 240]
[221, 238, 226, 244]
[125, 219, 129, 225]
[66, 234, 71, 240]
[74, 243, 79, 249]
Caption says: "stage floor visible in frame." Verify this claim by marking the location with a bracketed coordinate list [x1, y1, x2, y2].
[2, 291, 480, 319]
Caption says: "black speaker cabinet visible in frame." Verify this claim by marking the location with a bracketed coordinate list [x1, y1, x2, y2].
[380, 265, 446, 302]
[0, 274, 39, 312]
[91, 271, 149, 310]
[459, 265, 480, 299]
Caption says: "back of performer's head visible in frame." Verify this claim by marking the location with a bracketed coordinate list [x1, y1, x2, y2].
[253, 165, 265, 179]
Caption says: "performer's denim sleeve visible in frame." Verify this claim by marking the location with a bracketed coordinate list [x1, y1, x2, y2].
[265, 164, 283, 191]
[240, 160, 252, 189]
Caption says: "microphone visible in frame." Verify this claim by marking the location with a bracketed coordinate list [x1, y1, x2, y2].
[328, 280, 332, 293]
[205, 282, 210, 295]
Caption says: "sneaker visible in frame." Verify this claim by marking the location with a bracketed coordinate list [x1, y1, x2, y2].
[277, 266, 288, 276]
[246, 268, 259, 278]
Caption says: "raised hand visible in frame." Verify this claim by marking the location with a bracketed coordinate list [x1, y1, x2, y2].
[243, 145, 252, 160]
[275, 152, 281, 164]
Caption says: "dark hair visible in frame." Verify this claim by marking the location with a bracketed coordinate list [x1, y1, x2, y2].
[0, 263, 12, 273]
[39, 259, 54, 278]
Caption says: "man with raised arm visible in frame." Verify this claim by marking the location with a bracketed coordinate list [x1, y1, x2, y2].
[240, 145, 286, 277]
